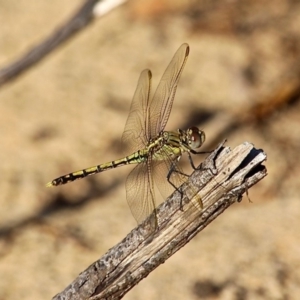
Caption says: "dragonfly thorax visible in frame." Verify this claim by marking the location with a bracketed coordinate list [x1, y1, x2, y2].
[147, 127, 205, 162]
[147, 131, 183, 161]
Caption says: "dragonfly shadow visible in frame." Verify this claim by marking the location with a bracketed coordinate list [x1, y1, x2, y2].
[108, 137, 126, 156]
[180, 109, 214, 130]
[0, 176, 123, 239]
[43, 176, 123, 214]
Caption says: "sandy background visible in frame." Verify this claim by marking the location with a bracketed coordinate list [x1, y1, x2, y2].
[0, 0, 300, 299]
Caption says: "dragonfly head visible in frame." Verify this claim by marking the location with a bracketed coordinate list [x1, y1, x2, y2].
[186, 127, 205, 150]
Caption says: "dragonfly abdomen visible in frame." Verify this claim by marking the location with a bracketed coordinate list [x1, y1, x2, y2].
[46, 149, 148, 187]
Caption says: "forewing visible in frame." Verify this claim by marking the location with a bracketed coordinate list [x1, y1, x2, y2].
[149, 43, 189, 137]
[126, 160, 156, 224]
[122, 69, 152, 153]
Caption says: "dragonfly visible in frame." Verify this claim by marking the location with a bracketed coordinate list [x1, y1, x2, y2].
[47, 43, 206, 226]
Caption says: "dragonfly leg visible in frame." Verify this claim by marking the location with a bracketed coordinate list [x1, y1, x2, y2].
[166, 161, 189, 211]
[189, 150, 212, 170]
[187, 152, 198, 170]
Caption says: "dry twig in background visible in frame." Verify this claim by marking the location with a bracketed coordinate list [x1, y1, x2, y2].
[0, 0, 128, 86]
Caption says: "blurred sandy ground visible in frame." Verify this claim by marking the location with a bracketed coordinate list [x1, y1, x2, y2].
[0, 0, 300, 299]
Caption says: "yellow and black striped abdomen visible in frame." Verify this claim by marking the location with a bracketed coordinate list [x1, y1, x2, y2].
[46, 149, 148, 187]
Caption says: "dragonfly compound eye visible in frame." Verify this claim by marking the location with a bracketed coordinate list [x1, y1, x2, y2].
[188, 127, 205, 149]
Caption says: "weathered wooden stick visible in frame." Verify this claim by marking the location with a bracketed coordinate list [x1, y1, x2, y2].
[53, 141, 267, 300]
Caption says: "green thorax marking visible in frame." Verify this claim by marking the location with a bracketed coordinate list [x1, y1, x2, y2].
[149, 131, 186, 161]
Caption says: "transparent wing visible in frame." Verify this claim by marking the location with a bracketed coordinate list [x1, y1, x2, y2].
[122, 69, 152, 153]
[126, 159, 156, 224]
[149, 43, 189, 138]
